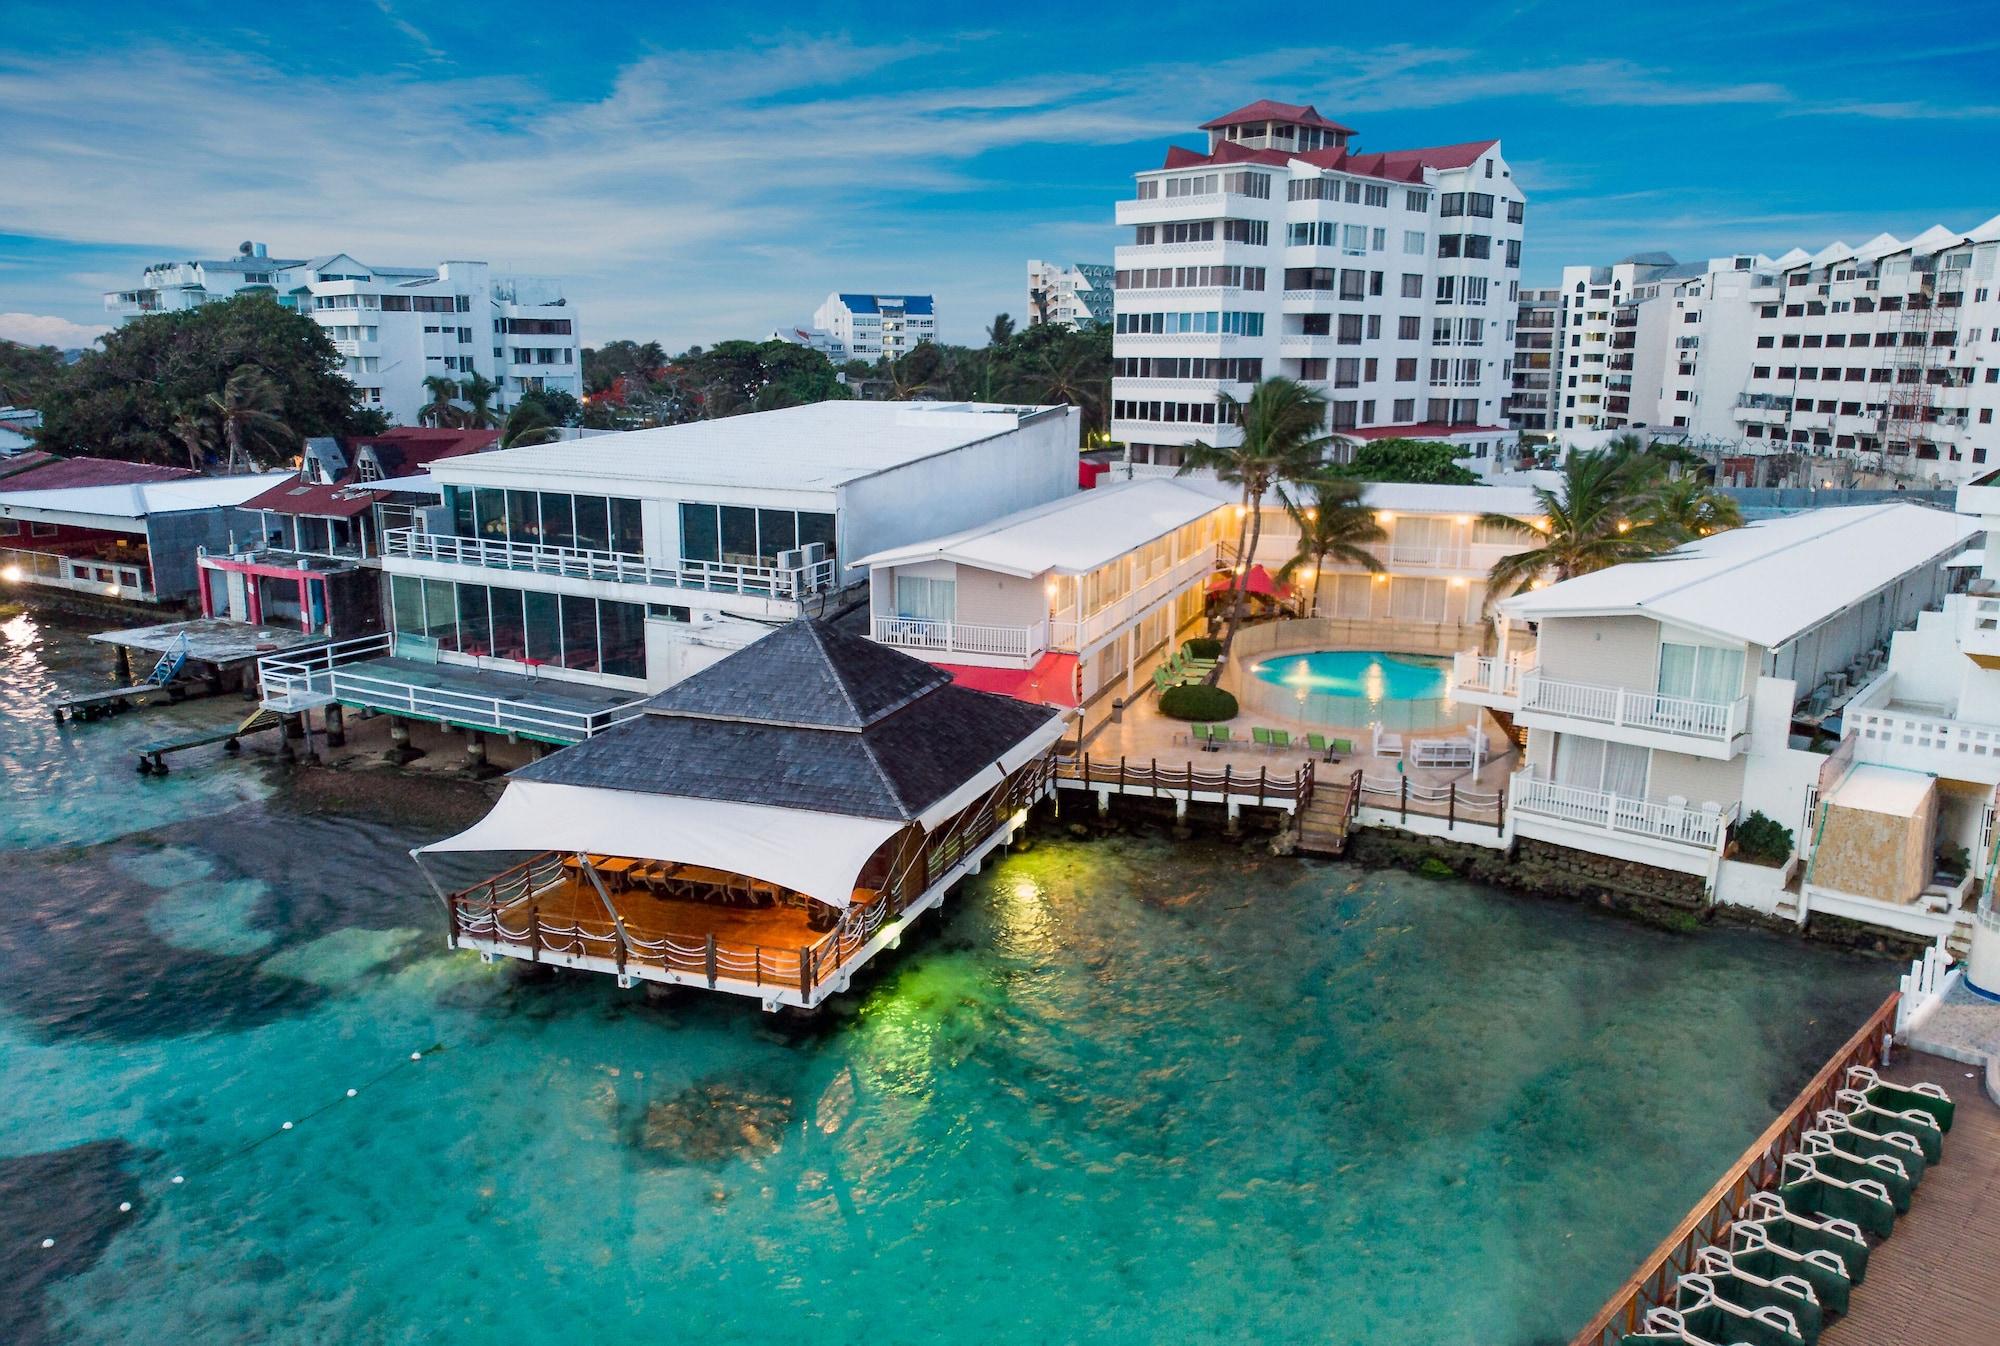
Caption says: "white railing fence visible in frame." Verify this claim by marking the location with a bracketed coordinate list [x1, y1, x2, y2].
[1894, 936, 1960, 1037]
[382, 527, 836, 600]
[0, 546, 154, 599]
[1520, 671, 1747, 743]
[871, 616, 1040, 659]
[1452, 649, 1533, 697]
[1509, 769, 1735, 850]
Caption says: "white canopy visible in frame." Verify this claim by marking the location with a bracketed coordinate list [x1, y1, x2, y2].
[416, 780, 904, 907]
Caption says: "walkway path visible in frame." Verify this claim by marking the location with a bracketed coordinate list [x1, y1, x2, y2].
[1819, 1048, 2000, 1346]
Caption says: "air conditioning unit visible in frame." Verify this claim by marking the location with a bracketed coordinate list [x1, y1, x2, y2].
[776, 547, 804, 571]
[799, 542, 828, 566]
[417, 504, 452, 535]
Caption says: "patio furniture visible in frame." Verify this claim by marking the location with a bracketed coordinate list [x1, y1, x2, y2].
[1207, 726, 1232, 749]
[1263, 728, 1291, 751]
[1371, 726, 1404, 757]
[1410, 734, 1477, 769]
[1844, 1066, 1954, 1132]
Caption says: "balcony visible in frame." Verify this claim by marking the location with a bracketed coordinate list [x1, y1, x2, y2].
[1452, 650, 1532, 708]
[1115, 194, 1224, 226]
[870, 616, 1041, 661]
[1050, 545, 1217, 652]
[381, 527, 835, 600]
[0, 546, 155, 601]
[1516, 671, 1751, 758]
[1844, 669, 2000, 786]
[1510, 769, 1736, 854]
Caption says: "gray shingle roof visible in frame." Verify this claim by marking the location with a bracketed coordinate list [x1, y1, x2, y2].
[513, 619, 1061, 820]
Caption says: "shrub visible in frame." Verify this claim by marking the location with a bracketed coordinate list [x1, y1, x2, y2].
[1183, 636, 1222, 660]
[1158, 683, 1237, 722]
[1416, 856, 1455, 879]
[1733, 810, 1793, 866]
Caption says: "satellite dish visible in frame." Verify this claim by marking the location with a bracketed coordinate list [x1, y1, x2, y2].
[239, 241, 254, 255]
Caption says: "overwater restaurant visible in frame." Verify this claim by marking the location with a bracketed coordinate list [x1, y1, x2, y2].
[413, 619, 1066, 1009]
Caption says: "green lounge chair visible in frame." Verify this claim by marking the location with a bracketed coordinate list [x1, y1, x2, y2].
[1250, 727, 1271, 748]
[1264, 729, 1291, 751]
[1739, 1192, 1869, 1285]
[1814, 1110, 1927, 1184]
[1777, 1159, 1896, 1239]
[1801, 1134, 1913, 1213]
[1681, 1252, 1824, 1346]
[1306, 732, 1329, 758]
[1208, 726, 1232, 748]
[1729, 1229, 1853, 1316]
[1835, 1088, 1943, 1163]
[1846, 1066, 1954, 1132]
[1659, 1300, 1806, 1346]
[1330, 737, 1354, 756]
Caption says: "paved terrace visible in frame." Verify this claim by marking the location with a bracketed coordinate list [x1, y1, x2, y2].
[1819, 1048, 2000, 1346]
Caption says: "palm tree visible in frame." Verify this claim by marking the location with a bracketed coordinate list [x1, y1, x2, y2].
[1642, 472, 1744, 544]
[1482, 447, 1673, 604]
[205, 365, 292, 474]
[168, 405, 216, 473]
[418, 375, 463, 427]
[458, 372, 502, 428]
[986, 313, 1015, 347]
[1273, 477, 1385, 615]
[500, 402, 561, 448]
[1178, 377, 1332, 680]
[1032, 344, 1104, 438]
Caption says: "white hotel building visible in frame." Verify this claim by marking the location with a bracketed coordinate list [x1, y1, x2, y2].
[1547, 215, 2000, 482]
[104, 243, 582, 426]
[811, 293, 938, 360]
[1112, 100, 1523, 475]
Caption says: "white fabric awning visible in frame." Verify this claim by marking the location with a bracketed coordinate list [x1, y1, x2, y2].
[416, 780, 904, 906]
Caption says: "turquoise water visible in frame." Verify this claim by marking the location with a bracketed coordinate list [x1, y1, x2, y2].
[0, 612, 1896, 1345]
[1246, 649, 1464, 732]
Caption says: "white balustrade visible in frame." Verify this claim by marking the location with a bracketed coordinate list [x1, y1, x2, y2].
[0, 546, 154, 600]
[1510, 770, 1734, 850]
[383, 527, 833, 600]
[870, 616, 1040, 659]
[1520, 671, 1746, 743]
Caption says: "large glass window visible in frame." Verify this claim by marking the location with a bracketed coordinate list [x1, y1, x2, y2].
[538, 492, 576, 549]
[1658, 642, 1744, 703]
[421, 579, 458, 648]
[473, 488, 508, 540]
[456, 583, 492, 655]
[600, 600, 646, 679]
[490, 586, 526, 660]
[757, 508, 798, 562]
[893, 575, 955, 622]
[680, 503, 720, 563]
[524, 590, 561, 664]
[391, 575, 424, 632]
[560, 594, 598, 671]
[446, 486, 473, 538]
[505, 490, 538, 544]
[719, 506, 758, 565]
[574, 495, 611, 551]
[611, 498, 643, 554]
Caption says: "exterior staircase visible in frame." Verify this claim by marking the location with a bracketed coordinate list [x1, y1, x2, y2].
[1297, 773, 1359, 856]
[1488, 707, 1528, 750]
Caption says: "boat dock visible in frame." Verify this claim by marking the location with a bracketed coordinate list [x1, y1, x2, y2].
[55, 618, 327, 723]
[134, 707, 283, 774]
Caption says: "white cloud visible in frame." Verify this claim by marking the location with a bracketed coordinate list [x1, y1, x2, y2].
[0, 311, 107, 347]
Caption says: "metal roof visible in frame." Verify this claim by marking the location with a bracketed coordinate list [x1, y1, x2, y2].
[1498, 504, 1976, 649]
[854, 479, 1224, 577]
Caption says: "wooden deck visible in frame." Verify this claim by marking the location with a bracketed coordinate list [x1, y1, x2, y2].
[502, 878, 835, 955]
[1820, 1049, 2000, 1346]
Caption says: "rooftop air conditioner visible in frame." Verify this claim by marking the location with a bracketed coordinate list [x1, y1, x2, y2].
[775, 547, 804, 572]
[799, 542, 828, 566]
[417, 504, 452, 536]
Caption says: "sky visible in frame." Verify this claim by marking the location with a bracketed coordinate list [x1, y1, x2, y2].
[2, 0, 1998, 353]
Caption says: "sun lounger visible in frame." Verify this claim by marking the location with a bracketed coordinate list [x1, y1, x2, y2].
[1208, 726, 1232, 749]
[1800, 1131, 1914, 1212]
[1812, 1109, 1927, 1183]
[1845, 1066, 1954, 1133]
[1777, 1154, 1896, 1238]
[1834, 1087, 1944, 1163]
[1264, 728, 1290, 751]
[1737, 1192, 1869, 1286]
[1727, 1226, 1853, 1317]
[1686, 1250, 1823, 1345]
[1371, 726, 1403, 757]
[1662, 1287, 1807, 1346]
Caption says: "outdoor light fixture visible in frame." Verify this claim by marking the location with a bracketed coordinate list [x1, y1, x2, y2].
[104, 584, 121, 597]
[0, 565, 19, 583]
[1375, 511, 1394, 524]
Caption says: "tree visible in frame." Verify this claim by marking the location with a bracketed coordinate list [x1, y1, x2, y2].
[418, 375, 464, 427]
[500, 401, 561, 448]
[1273, 477, 1385, 615]
[986, 313, 1015, 347]
[168, 404, 217, 473]
[32, 296, 375, 464]
[1641, 471, 1744, 544]
[881, 341, 949, 400]
[457, 372, 502, 428]
[1483, 448, 1675, 603]
[206, 364, 294, 474]
[514, 386, 581, 427]
[1178, 378, 1331, 680]
[1324, 438, 1480, 485]
[0, 339, 65, 407]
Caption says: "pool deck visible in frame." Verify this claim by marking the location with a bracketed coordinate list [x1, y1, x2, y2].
[1818, 1048, 2000, 1346]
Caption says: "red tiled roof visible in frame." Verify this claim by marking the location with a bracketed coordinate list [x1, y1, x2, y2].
[1156, 136, 1499, 186]
[239, 479, 383, 519]
[1200, 100, 1355, 135]
[933, 652, 1080, 710]
[347, 427, 500, 476]
[0, 455, 198, 491]
[1333, 423, 1511, 441]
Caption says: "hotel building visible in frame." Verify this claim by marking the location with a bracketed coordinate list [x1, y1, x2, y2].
[1505, 287, 1562, 436]
[1027, 260, 1114, 328]
[1111, 100, 1523, 475]
[103, 243, 581, 426]
[811, 293, 938, 359]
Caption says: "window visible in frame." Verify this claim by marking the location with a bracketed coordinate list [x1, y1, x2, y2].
[1440, 192, 1465, 217]
[895, 575, 955, 623]
[1401, 273, 1423, 298]
[1554, 734, 1649, 799]
[1467, 192, 1494, 218]
[1405, 189, 1429, 211]
[1398, 316, 1421, 340]
[1395, 358, 1417, 380]
[1658, 642, 1745, 705]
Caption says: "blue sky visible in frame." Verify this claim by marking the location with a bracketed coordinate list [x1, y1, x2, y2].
[2, 0, 1997, 351]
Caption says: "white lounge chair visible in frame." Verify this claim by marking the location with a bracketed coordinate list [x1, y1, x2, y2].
[1371, 725, 1403, 757]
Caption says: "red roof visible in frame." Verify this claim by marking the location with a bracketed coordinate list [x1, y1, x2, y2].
[243, 427, 499, 518]
[1200, 100, 1355, 135]
[347, 427, 500, 472]
[0, 454, 197, 491]
[1333, 423, 1511, 441]
[239, 479, 384, 519]
[934, 652, 1080, 710]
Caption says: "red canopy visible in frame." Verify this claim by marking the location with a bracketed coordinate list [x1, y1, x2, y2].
[933, 651, 1080, 709]
[1207, 564, 1295, 599]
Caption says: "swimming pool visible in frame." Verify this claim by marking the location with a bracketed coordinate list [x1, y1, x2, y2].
[1244, 649, 1465, 732]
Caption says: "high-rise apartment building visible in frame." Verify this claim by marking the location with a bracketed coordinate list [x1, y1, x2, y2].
[811, 293, 937, 359]
[1550, 216, 2000, 482]
[1026, 260, 1114, 328]
[1505, 287, 1561, 435]
[103, 243, 580, 427]
[1111, 100, 1524, 474]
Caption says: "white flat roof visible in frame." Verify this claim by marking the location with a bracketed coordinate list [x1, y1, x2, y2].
[854, 479, 1224, 577]
[1829, 764, 1933, 819]
[428, 401, 1064, 492]
[0, 473, 290, 524]
[1499, 504, 1977, 648]
[1358, 481, 1545, 518]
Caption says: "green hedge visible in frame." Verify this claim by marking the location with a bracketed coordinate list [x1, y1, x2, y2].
[1733, 810, 1793, 866]
[1158, 684, 1238, 721]
[1183, 636, 1222, 660]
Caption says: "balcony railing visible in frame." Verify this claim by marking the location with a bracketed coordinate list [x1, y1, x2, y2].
[1452, 649, 1532, 698]
[1049, 544, 1217, 651]
[382, 527, 835, 600]
[871, 616, 1041, 660]
[1510, 769, 1736, 851]
[1518, 671, 1749, 745]
[0, 546, 155, 601]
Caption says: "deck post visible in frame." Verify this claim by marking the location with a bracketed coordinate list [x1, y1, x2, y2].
[529, 904, 540, 962]
[798, 946, 812, 996]
[1400, 776, 1409, 823]
[1096, 788, 1110, 816]
[704, 935, 717, 987]
[1448, 783, 1456, 832]
[324, 702, 346, 748]
[385, 716, 424, 765]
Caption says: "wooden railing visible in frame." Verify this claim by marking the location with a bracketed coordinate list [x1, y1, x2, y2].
[1054, 754, 1314, 808]
[1355, 771, 1504, 830]
[1567, 990, 1900, 1346]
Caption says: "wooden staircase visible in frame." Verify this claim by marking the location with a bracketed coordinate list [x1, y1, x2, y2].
[1297, 774, 1359, 856]
[1488, 707, 1528, 750]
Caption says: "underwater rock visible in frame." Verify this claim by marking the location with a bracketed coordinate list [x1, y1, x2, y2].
[0, 1140, 142, 1346]
[641, 1079, 795, 1164]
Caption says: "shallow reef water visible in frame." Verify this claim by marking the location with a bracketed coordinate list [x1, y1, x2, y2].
[0, 613, 1893, 1344]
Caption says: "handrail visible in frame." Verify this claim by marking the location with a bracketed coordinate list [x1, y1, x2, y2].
[1521, 671, 1749, 743]
[1567, 990, 1900, 1346]
[382, 526, 836, 599]
[0, 545, 155, 598]
[1053, 754, 1311, 807]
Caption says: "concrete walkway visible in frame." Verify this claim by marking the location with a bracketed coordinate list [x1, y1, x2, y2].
[1906, 981, 2000, 1106]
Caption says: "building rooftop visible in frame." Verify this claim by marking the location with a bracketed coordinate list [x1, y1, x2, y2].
[1159, 136, 1499, 185]
[1499, 504, 1977, 648]
[0, 472, 290, 523]
[854, 478, 1223, 577]
[428, 401, 1062, 493]
[1357, 481, 1546, 518]
[1199, 100, 1356, 134]
[835, 294, 935, 316]
[0, 454, 198, 491]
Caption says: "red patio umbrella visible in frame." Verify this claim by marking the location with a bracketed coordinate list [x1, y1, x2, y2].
[1207, 564, 1295, 600]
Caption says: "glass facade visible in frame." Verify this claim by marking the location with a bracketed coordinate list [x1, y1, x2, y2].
[677, 503, 836, 567]
[443, 486, 643, 555]
[390, 575, 647, 679]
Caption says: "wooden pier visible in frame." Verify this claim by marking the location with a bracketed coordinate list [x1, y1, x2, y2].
[1297, 769, 1361, 856]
